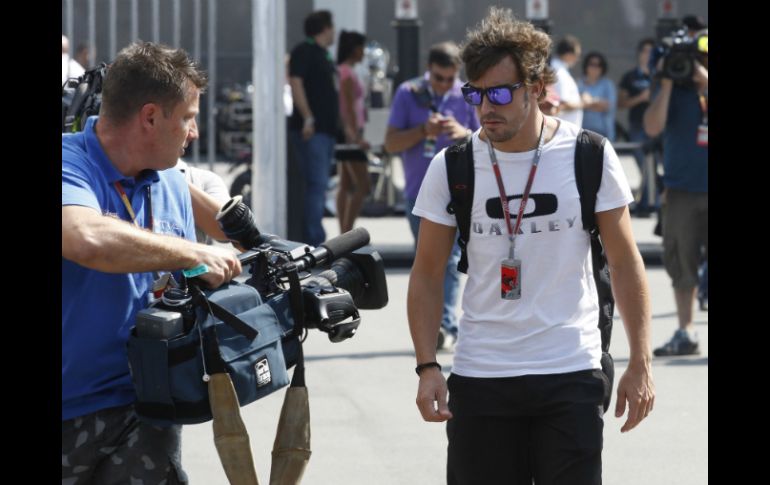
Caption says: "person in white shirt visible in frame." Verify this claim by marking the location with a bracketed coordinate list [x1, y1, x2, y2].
[407, 8, 655, 484]
[175, 159, 231, 244]
[62, 35, 85, 86]
[550, 35, 584, 127]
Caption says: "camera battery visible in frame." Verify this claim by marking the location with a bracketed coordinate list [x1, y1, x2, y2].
[135, 308, 185, 339]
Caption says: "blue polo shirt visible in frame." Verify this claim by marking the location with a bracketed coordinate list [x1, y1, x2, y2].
[660, 86, 708, 193]
[62, 116, 195, 421]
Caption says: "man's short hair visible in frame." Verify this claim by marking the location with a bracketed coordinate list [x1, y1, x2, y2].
[460, 7, 555, 102]
[682, 15, 707, 31]
[555, 35, 581, 57]
[100, 42, 207, 125]
[304, 10, 333, 38]
[637, 37, 656, 53]
[427, 42, 461, 68]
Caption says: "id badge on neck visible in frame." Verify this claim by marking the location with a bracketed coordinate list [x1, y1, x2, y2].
[501, 258, 522, 300]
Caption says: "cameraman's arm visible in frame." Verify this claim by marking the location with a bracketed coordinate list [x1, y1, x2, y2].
[643, 78, 673, 138]
[62, 205, 241, 287]
[408, 218, 455, 422]
[693, 61, 708, 94]
[188, 182, 228, 243]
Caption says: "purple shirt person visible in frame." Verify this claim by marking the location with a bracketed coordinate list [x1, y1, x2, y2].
[385, 41, 480, 349]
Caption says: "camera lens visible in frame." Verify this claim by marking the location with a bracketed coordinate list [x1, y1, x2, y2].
[216, 196, 263, 249]
[665, 52, 693, 81]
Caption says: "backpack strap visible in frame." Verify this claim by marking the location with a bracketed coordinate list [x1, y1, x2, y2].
[445, 139, 474, 274]
[574, 128, 614, 353]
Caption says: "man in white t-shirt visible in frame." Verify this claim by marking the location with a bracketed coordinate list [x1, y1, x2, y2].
[62, 35, 85, 86]
[407, 8, 655, 484]
[176, 159, 231, 244]
[550, 35, 584, 127]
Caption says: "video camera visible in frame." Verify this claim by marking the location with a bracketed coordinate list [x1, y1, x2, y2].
[142, 195, 388, 344]
[650, 28, 708, 87]
[218, 195, 388, 340]
[62, 63, 107, 133]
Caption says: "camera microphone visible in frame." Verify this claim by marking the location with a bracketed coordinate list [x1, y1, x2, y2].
[289, 227, 371, 273]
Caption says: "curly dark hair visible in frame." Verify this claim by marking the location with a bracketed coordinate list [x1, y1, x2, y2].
[460, 7, 555, 102]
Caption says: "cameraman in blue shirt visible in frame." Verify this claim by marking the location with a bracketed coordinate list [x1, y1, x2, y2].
[62, 42, 241, 484]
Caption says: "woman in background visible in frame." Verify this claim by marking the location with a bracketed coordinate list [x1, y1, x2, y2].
[578, 51, 617, 141]
[335, 30, 370, 233]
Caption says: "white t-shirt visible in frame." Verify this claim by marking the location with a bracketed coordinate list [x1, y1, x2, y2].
[176, 160, 230, 244]
[551, 58, 583, 127]
[412, 120, 633, 378]
[62, 54, 85, 86]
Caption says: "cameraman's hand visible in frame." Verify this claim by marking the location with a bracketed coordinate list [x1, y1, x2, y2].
[192, 245, 242, 288]
[415, 367, 453, 422]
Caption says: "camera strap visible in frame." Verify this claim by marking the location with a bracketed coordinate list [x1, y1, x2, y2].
[284, 265, 307, 387]
[190, 284, 259, 340]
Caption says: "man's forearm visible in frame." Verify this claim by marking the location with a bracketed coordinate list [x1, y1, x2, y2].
[289, 78, 313, 120]
[407, 274, 444, 363]
[609, 255, 652, 365]
[63, 209, 201, 273]
[643, 80, 672, 137]
[384, 125, 425, 154]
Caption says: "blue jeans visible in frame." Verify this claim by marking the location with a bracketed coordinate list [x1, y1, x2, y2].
[289, 131, 335, 247]
[405, 198, 460, 335]
[629, 126, 660, 211]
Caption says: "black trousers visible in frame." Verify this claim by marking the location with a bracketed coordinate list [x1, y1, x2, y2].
[446, 369, 609, 485]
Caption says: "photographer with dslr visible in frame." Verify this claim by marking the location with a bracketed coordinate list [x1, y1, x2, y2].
[62, 42, 241, 483]
[644, 18, 708, 357]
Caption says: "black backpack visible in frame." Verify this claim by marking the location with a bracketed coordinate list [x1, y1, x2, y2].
[445, 129, 615, 412]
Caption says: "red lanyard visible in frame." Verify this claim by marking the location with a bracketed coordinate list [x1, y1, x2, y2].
[114, 182, 153, 230]
[485, 116, 546, 259]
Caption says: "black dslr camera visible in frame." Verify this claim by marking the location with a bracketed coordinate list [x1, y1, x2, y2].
[650, 28, 708, 87]
[214, 196, 389, 342]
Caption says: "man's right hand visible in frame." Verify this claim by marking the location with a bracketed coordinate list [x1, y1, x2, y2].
[301, 122, 315, 141]
[424, 113, 444, 137]
[192, 245, 242, 288]
[415, 367, 453, 422]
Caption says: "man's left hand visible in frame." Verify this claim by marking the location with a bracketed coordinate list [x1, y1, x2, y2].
[615, 360, 655, 433]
